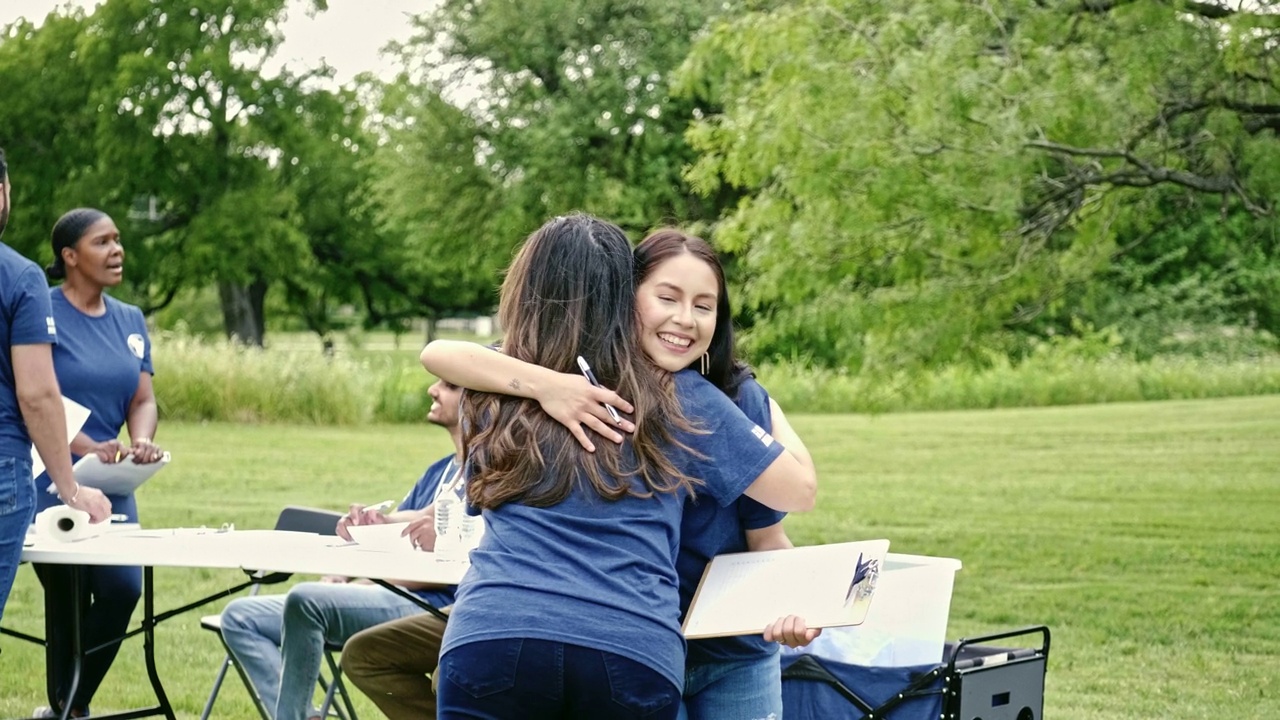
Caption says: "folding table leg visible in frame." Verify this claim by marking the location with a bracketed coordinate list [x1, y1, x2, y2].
[40, 565, 83, 720]
[142, 567, 177, 720]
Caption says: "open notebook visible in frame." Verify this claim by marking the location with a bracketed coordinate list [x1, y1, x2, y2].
[682, 539, 889, 640]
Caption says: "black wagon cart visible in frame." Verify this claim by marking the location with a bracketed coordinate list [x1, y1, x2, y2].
[781, 625, 1051, 720]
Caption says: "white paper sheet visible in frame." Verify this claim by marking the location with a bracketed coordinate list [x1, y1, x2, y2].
[346, 521, 416, 553]
[30, 396, 91, 478]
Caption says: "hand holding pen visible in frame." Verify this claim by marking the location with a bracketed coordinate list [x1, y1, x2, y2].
[562, 356, 635, 453]
[336, 500, 395, 541]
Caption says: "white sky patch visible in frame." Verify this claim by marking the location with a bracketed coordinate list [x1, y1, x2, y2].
[1, 0, 440, 85]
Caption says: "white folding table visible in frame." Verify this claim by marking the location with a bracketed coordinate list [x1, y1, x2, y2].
[8, 528, 467, 720]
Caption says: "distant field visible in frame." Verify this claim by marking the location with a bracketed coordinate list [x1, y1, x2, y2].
[2, 395, 1277, 718]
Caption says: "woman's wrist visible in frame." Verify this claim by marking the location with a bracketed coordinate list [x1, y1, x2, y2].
[59, 481, 82, 505]
[133, 437, 152, 444]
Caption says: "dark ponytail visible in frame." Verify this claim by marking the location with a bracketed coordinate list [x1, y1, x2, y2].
[47, 208, 107, 281]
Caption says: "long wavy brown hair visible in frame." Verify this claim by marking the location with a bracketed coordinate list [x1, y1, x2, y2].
[463, 214, 699, 509]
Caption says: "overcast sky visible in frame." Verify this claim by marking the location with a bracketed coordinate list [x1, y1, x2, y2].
[1, 0, 440, 84]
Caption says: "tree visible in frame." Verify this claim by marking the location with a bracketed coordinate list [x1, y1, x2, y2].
[400, 0, 742, 237]
[363, 77, 512, 339]
[0, 10, 103, 267]
[74, 0, 340, 345]
[679, 0, 1280, 370]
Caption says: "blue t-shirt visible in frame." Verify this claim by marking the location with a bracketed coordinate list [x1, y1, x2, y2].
[35, 288, 152, 519]
[397, 453, 461, 607]
[0, 244, 58, 460]
[680, 377, 789, 665]
[441, 369, 785, 690]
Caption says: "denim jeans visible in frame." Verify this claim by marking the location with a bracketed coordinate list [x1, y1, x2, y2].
[679, 652, 784, 720]
[437, 638, 681, 719]
[220, 582, 428, 720]
[0, 454, 35, 624]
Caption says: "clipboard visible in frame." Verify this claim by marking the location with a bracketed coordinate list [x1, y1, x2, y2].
[681, 539, 889, 640]
[70, 451, 172, 495]
[30, 396, 91, 478]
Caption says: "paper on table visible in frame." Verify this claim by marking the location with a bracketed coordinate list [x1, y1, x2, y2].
[30, 396, 91, 478]
[681, 539, 889, 640]
[346, 522, 416, 553]
[70, 452, 171, 495]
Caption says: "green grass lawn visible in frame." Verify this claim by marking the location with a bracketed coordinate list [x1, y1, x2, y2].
[2, 395, 1277, 718]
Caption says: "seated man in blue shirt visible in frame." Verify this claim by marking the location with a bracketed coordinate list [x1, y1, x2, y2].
[219, 378, 463, 720]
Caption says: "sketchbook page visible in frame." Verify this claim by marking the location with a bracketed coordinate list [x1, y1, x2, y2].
[346, 522, 416, 553]
[72, 452, 172, 495]
[682, 539, 889, 640]
[30, 397, 92, 479]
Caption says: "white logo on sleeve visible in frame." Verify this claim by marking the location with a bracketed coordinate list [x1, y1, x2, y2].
[751, 425, 774, 447]
[127, 333, 146, 359]
[46, 317, 56, 335]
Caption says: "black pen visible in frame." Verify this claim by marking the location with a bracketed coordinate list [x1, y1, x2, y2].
[576, 355, 623, 425]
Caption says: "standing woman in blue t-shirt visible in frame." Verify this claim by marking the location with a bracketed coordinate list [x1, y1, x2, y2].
[31, 208, 164, 719]
[424, 228, 818, 720]
[424, 214, 815, 720]
[0, 152, 111, 624]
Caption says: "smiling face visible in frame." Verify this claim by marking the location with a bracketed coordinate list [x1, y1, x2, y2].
[636, 251, 719, 372]
[427, 378, 462, 429]
[64, 216, 125, 288]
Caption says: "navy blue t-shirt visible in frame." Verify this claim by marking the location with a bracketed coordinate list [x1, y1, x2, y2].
[397, 453, 462, 607]
[35, 289, 152, 519]
[0, 244, 57, 460]
[441, 369, 785, 690]
[680, 377, 789, 664]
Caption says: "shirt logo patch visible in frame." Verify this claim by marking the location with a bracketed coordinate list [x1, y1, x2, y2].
[46, 317, 56, 335]
[127, 333, 146, 359]
[751, 425, 774, 447]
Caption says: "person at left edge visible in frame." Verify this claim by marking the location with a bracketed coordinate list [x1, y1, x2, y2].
[31, 208, 164, 719]
[2, 151, 112, 626]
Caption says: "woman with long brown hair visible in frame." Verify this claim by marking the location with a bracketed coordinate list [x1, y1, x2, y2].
[423, 227, 817, 719]
[425, 214, 814, 719]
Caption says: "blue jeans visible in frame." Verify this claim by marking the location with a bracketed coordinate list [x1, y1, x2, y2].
[220, 581, 428, 720]
[0, 454, 35, 624]
[679, 653, 784, 720]
[437, 638, 681, 719]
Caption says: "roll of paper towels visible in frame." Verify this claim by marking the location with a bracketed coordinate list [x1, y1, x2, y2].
[34, 506, 105, 542]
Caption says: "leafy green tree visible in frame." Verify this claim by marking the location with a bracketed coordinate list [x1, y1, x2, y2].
[77, 0, 335, 345]
[0, 10, 102, 265]
[363, 77, 511, 339]
[680, 0, 1280, 370]
[402, 0, 741, 236]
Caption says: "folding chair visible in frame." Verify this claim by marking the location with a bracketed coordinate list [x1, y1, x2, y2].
[199, 506, 359, 720]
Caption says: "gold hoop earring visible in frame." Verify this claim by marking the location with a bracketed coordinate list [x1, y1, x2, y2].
[699, 353, 709, 376]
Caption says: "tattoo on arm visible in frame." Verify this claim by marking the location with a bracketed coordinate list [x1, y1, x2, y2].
[508, 378, 521, 391]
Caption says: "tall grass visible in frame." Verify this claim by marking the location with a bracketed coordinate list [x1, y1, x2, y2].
[758, 353, 1280, 413]
[154, 333, 412, 425]
[151, 332, 1280, 422]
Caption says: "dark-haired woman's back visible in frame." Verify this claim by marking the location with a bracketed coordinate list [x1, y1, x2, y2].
[438, 370, 787, 719]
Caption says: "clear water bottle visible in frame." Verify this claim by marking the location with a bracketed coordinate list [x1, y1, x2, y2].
[456, 506, 485, 556]
[433, 483, 464, 562]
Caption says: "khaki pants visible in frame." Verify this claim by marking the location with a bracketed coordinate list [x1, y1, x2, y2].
[342, 608, 449, 720]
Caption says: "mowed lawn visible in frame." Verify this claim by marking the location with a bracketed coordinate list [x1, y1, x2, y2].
[1, 395, 1277, 718]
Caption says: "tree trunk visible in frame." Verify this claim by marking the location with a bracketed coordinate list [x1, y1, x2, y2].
[424, 315, 438, 344]
[219, 279, 267, 346]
